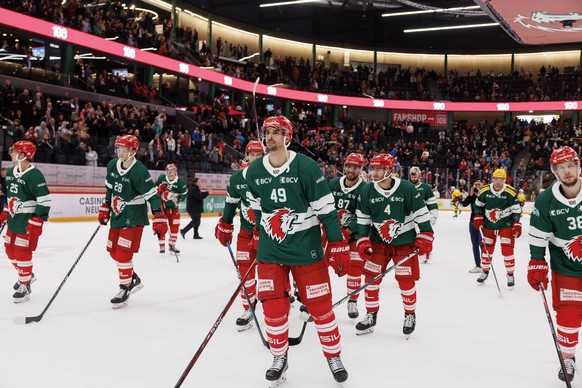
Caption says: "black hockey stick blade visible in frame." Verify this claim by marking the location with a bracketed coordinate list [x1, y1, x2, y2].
[288, 321, 307, 346]
[14, 315, 41, 325]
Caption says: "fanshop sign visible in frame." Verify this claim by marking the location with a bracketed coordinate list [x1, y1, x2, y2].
[392, 110, 449, 127]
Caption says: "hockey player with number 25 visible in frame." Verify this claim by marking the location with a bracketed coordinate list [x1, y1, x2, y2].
[1, 140, 51, 303]
[98, 135, 167, 309]
[528, 146, 582, 383]
[355, 154, 434, 337]
[246, 116, 350, 387]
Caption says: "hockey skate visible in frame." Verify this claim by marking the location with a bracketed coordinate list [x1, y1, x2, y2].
[355, 312, 377, 335]
[403, 312, 416, 338]
[111, 285, 130, 309]
[13, 272, 36, 290]
[347, 300, 359, 319]
[13, 283, 31, 303]
[266, 354, 288, 387]
[477, 271, 489, 285]
[129, 273, 144, 295]
[559, 357, 576, 383]
[327, 356, 348, 383]
[159, 246, 166, 254]
[236, 308, 254, 332]
[169, 245, 180, 254]
[507, 274, 515, 288]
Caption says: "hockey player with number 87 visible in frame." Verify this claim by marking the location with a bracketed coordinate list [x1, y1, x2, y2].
[245, 116, 350, 386]
[98, 135, 167, 309]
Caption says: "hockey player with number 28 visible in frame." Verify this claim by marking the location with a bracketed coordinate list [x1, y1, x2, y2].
[246, 116, 350, 387]
[215, 140, 264, 331]
[156, 163, 187, 254]
[355, 154, 434, 337]
[1, 140, 51, 303]
[327, 152, 367, 319]
[98, 135, 167, 309]
[528, 146, 582, 383]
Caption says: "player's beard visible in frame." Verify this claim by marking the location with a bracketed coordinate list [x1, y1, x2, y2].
[561, 175, 579, 187]
[411, 177, 419, 185]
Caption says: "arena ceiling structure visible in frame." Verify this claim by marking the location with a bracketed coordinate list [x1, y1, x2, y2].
[188, 0, 582, 53]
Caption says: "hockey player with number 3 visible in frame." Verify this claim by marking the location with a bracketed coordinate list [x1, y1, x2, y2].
[327, 152, 367, 319]
[1, 140, 51, 303]
[98, 135, 167, 309]
[215, 140, 264, 331]
[528, 146, 582, 383]
[409, 166, 439, 264]
[354, 154, 434, 337]
[156, 163, 187, 254]
[245, 116, 350, 387]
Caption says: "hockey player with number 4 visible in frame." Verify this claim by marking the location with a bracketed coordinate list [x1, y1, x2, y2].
[473, 168, 521, 287]
[528, 146, 582, 383]
[354, 154, 434, 337]
[156, 163, 187, 254]
[215, 140, 264, 331]
[0, 140, 51, 303]
[245, 116, 350, 387]
[409, 166, 438, 264]
[327, 152, 367, 319]
[98, 135, 167, 309]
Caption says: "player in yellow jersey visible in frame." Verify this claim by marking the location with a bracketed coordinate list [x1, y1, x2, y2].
[517, 188, 526, 212]
[451, 186, 463, 217]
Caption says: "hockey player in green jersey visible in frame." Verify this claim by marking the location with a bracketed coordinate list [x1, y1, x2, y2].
[327, 152, 367, 319]
[215, 140, 264, 331]
[354, 154, 434, 337]
[409, 166, 439, 264]
[98, 135, 167, 309]
[0, 141, 51, 303]
[246, 116, 350, 386]
[473, 168, 521, 287]
[156, 163, 187, 254]
[528, 146, 582, 383]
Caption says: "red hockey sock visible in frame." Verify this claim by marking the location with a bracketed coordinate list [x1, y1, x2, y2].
[399, 280, 416, 314]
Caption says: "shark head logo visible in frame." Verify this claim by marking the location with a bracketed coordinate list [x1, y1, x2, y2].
[375, 219, 401, 244]
[111, 196, 126, 216]
[486, 209, 501, 223]
[241, 206, 256, 226]
[7, 197, 21, 216]
[264, 208, 298, 243]
[337, 209, 354, 228]
[564, 236, 582, 263]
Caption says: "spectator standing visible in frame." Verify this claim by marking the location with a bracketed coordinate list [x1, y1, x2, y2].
[461, 179, 484, 273]
[181, 177, 209, 239]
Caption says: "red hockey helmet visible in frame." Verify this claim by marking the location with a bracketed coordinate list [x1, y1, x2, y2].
[344, 153, 365, 167]
[550, 146, 580, 172]
[369, 154, 395, 169]
[11, 140, 36, 160]
[245, 140, 264, 155]
[166, 163, 178, 173]
[115, 135, 139, 151]
[261, 116, 293, 146]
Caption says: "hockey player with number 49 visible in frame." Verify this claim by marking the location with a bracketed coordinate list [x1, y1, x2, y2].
[409, 166, 439, 264]
[528, 146, 582, 383]
[354, 154, 434, 337]
[327, 152, 367, 319]
[0, 140, 51, 303]
[98, 135, 168, 309]
[215, 140, 264, 331]
[156, 163, 187, 254]
[246, 116, 350, 386]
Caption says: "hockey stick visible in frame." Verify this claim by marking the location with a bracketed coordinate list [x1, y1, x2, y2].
[478, 227, 502, 297]
[226, 241, 269, 349]
[299, 249, 420, 326]
[14, 225, 101, 325]
[539, 283, 573, 388]
[174, 261, 258, 388]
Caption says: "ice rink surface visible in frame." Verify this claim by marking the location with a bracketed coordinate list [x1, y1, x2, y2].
[0, 212, 574, 388]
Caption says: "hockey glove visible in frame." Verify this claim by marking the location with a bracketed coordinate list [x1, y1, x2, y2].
[152, 210, 168, 237]
[157, 183, 173, 202]
[527, 259, 549, 291]
[512, 221, 522, 238]
[249, 228, 260, 251]
[215, 219, 234, 247]
[0, 206, 8, 224]
[98, 202, 111, 225]
[414, 231, 434, 255]
[326, 239, 351, 277]
[26, 216, 44, 236]
[472, 214, 484, 231]
[429, 209, 439, 226]
[356, 236, 373, 261]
